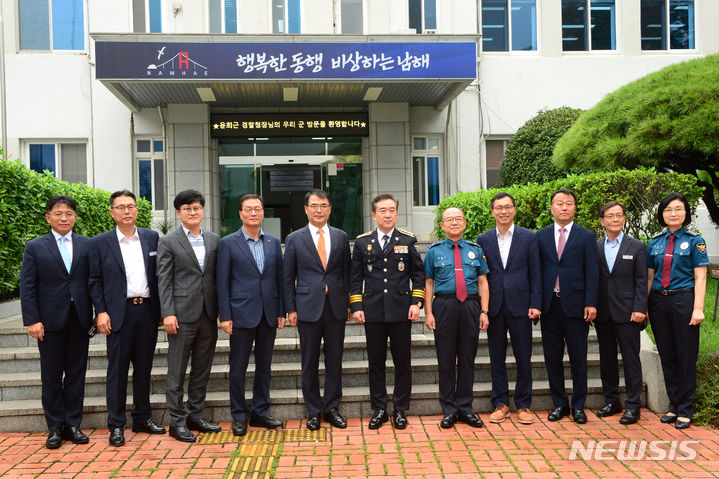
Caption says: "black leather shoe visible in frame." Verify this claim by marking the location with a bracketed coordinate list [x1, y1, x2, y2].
[306, 415, 321, 431]
[675, 418, 691, 430]
[46, 430, 62, 449]
[619, 408, 640, 425]
[109, 428, 125, 447]
[660, 413, 678, 424]
[458, 413, 484, 428]
[232, 420, 248, 437]
[62, 426, 89, 444]
[250, 415, 283, 429]
[595, 402, 622, 418]
[548, 406, 570, 421]
[187, 417, 222, 433]
[572, 409, 588, 424]
[440, 414, 457, 428]
[368, 409, 389, 430]
[324, 408, 347, 428]
[132, 419, 166, 434]
[169, 426, 196, 442]
[393, 410, 408, 430]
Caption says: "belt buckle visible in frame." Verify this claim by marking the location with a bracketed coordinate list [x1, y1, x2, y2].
[661, 290, 669, 296]
[133, 297, 143, 304]
[554, 291, 560, 298]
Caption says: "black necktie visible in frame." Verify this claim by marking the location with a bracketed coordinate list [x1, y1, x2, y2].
[382, 234, 390, 255]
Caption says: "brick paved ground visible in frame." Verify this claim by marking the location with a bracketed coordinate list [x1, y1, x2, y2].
[1, 409, 717, 478]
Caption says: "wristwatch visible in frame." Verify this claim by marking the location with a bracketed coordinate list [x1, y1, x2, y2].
[481, 310, 488, 315]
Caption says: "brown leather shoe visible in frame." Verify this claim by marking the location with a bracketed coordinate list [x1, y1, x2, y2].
[517, 408, 535, 424]
[489, 404, 510, 423]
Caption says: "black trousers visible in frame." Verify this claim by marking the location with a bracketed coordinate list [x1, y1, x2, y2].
[297, 297, 346, 416]
[364, 321, 412, 411]
[37, 305, 90, 431]
[649, 290, 700, 418]
[432, 296, 480, 416]
[540, 296, 589, 409]
[229, 315, 277, 421]
[106, 301, 158, 429]
[487, 303, 533, 409]
[595, 318, 643, 409]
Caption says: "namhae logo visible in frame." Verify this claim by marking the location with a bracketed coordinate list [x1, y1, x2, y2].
[146, 47, 208, 77]
[568, 440, 699, 461]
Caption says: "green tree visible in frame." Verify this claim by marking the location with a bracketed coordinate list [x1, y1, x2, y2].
[554, 53, 719, 225]
[499, 107, 584, 187]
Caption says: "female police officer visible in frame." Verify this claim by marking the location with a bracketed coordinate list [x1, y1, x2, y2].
[647, 192, 709, 430]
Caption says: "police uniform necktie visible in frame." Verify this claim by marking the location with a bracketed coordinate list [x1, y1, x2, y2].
[661, 234, 675, 289]
[317, 228, 327, 270]
[555, 227, 566, 291]
[59, 236, 71, 274]
[382, 234, 390, 255]
[453, 242, 467, 303]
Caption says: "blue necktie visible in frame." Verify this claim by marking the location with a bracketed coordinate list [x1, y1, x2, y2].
[59, 237, 71, 273]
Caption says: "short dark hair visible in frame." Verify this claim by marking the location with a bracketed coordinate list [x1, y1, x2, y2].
[490, 192, 515, 209]
[599, 201, 626, 218]
[304, 189, 330, 206]
[239, 193, 264, 209]
[109, 190, 136, 207]
[174, 189, 205, 210]
[551, 189, 576, 203]
[371, 193, 399, 212]
[46, 195, 77, 214]
[657, 192, 692, 227]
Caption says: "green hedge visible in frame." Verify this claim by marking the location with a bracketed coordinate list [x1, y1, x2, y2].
[0, 158, 152, 298]
[434, 168, 703, 240]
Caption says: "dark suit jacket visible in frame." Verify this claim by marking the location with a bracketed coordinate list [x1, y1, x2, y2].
[283, 225, 351, 322]
[477, 225, 542, 318]
[596, 234, 648, 323]
[89, 227, 161, 330]
[157, 226, 219, 323]
[216, 229, 285, 329]
[20, 232, 93, 330]
[536, 223, 599, 318]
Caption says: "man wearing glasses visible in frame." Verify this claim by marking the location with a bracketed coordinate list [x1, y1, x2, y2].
[425, 207, 490, 428]
[90, 190, 165, 446]
[217, 194, 285, 437]
[157, 190, 221, 442]
[283, 189, 351, 431]
[477, 193, 541, 425]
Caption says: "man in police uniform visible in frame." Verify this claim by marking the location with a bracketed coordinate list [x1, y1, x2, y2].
[350, 193, 424, 430]
[425, 207, 490, 428]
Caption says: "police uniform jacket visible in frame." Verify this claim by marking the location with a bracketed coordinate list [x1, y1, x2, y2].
[647, 227, 709, 290]
[349, 228, 425, 322]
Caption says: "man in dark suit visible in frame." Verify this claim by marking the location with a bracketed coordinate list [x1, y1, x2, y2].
[20, 195, 93, 449]
[283, 189, 351, 431]
[594, 201, 647, 425]
[350, 193, 424, 430]
[89, 190, 165, 447]
[217, 194, 285, 437]
[536, 189, 599, 424]
[477, 192, 541, 425]
[157, 190, 221, 443]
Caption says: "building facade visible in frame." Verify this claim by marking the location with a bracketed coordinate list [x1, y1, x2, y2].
[1, 0, 718, 253]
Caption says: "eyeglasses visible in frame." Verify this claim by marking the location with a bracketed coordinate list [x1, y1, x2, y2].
[442, 216, 466, 224]
[307, 204, 330, 211]
[50, 212, 76, 218]
[242, 207, 263, 214]
[603, 214, 624, 220]
[492, 205, 515, 212]
[375, 208, 397, 215]
[663, 207, 685, 214]
[112, 205, 137, 212]
[180, 206, 203, 213]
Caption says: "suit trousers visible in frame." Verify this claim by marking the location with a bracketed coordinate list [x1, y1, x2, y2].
[297, 297, 346, 416]
[165, 309, 218, 427]
[595, 318, 643, 409]
[229, 316, 277, 421]
[106, 301, 158, 428]
[487, 303, 533, 409]
[432, 297, 480, 416]
[364, 321, 412, 411]
[540, 296, 589, 409]
[649, 291, 699, 418]
[37, 305, 90, 431]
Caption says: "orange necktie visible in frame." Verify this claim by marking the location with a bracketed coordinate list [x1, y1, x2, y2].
[317, 229, 327, 270]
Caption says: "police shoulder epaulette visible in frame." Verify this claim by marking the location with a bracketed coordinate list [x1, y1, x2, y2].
[685, 230, 699, 236]
[651, 232, 665, 239]
[466, 241, 481, 248]
[396, 228, 416, 238]
[356, 231, 373, 239]
[428, 241, 443, 249]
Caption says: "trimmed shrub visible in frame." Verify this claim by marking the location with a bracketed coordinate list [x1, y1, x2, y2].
[0, 158, 152, 298]
[434, 168, 703, 241]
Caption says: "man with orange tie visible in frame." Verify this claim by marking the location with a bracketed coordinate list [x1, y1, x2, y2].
[283, 189, 352, 431]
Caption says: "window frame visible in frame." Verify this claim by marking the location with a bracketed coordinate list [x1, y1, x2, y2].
[270, 0, 302, 34]
[411, 135, 443, 208]
[640, 0, 696, 51]
[409, 0, 439, 34]
[337, 0, 367, 34]
[17, 0, 87, 52]
[484, 137, 511, 189]
[480, 0, 538, 53]
[561, 0, 618, 53]
[134, 137, 165, 211]
[209, 0, 240, 33]
[23, 140, 88, 183]
[132, 0, 163, 33]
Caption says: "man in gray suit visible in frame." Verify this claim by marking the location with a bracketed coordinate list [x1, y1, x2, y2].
[157, 190, 221, 442]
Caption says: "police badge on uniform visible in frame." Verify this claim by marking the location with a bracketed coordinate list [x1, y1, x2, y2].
[468, 251, 476, 259]
[398, 261, 405, 271]
[697, 243, 707, 254]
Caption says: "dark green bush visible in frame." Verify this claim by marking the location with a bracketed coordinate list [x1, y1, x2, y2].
[694, 352, 719, 428]
[434, 168, 703, 240]
[0, 158, 152, 298]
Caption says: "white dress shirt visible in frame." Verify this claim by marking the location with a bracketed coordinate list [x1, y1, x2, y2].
[376, 227, 395, 251]
[496, 224, 514, 269]
[553, 221, 574, 251]
[51, 229, 73, 261]
[116, 227, 150, 298]
[308, 223, 331, 265]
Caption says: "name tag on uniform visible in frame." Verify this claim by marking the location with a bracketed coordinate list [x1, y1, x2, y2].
[149, 251, 157, 256]
[622, 254, 633, 260]
[394, 245, 408, 254]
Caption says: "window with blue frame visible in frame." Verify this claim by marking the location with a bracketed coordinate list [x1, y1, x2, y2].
[19, 0, 84, 51]
[135, 139, 165, 210]
[641, 0, 694, 50]
[409, 0, 437, 34]
[210, 0, 238, 33]
[133, 0, 163, 33]
[562, 0, 616, 51]
[272, 0, 301, 34]
[481, 0, 537, 52]
[412, 136, 442, 207]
